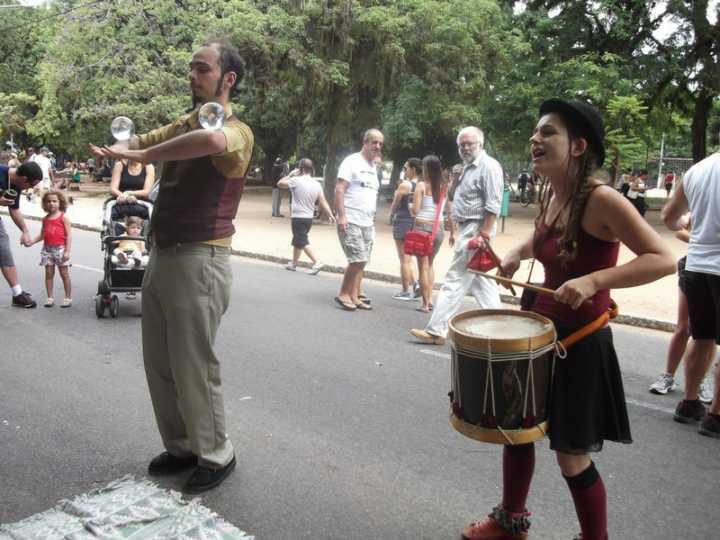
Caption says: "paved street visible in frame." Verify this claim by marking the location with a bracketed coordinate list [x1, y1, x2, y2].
[1, 223, 718, 539]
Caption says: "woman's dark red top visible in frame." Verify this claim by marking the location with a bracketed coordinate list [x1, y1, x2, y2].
[531, 222, 619, 328]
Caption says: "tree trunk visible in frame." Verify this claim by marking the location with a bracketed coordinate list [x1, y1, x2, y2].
[388, 148, 410, 195]
[691, 90, 714, 163]
[608, 149, 619, 187]
[324, 123, 339, 209]
[323, 84, 348, 209]
[262, 153, 276, 185]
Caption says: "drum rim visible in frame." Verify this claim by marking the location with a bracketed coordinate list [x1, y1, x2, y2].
[449, 412, 549, 445]
[449, 309, 556, 353]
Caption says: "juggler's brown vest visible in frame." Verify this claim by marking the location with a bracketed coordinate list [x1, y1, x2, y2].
[152, 118, 246, 248]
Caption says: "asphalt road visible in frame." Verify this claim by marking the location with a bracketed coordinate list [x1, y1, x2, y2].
[1, 222, 718, 539]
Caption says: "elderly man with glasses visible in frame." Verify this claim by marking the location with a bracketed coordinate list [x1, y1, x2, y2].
[410, 126, 503, 345]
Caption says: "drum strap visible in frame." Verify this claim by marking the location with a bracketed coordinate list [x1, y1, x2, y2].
[559, 299, 618, 350]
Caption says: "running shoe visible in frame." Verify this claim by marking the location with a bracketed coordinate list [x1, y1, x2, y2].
[699, 376, 714, 404]
[392, 290, 414, 301]
[285, 263, 296, 271]
[699, 413, 720, 438]
[649, 373, 676, 395]
[673, 399, 706, 424]
[309, 262, 324, 275]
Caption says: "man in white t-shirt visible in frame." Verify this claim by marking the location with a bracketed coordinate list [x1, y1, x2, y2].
[334, 129, 384, 311]
[30, 146, 54, 194]
[663, 141, 720, 438]
[277, 158, 334, 274]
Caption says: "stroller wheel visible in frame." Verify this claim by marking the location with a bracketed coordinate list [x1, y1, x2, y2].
[95, 296, 106, 318]
[109, 295, 120, 318]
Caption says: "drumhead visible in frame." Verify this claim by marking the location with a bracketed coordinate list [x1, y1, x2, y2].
[454, 313, 551, 339]
[449, 309, 556, 353]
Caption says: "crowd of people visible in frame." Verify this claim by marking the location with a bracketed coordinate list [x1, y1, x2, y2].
[3, 38, 720, 540]
[0, 140, 156, 310]
[272, 105, 718, 540]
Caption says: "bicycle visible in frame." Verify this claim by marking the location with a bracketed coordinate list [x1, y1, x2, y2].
[520, 181, 536, 207]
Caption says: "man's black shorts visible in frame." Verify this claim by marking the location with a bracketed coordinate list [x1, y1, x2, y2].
[684, 269, 720, 343]
[291, 217, 313, 248]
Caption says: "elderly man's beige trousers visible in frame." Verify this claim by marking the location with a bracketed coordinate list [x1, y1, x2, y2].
[141, 243, 234, 468]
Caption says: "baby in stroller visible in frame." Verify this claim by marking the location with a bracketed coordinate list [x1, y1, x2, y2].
[111, 216, 149, 268]
[96, 198, 153, 318]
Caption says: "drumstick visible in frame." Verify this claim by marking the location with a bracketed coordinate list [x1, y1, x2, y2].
[469, 269, 594, 305]
[468, 269, 556, 296]
[483, 243, 516, 296]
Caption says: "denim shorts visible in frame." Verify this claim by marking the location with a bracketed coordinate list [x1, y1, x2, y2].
[392, 218, 414, 241]
[338, 223, 374, 264]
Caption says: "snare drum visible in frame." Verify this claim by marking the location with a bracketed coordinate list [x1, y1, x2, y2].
[448, 309, 557, 445]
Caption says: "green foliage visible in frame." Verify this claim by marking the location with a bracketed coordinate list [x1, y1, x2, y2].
[0, 92, 38, 144]
[0, 0, 713, 172]
[605, 95, 648, 171]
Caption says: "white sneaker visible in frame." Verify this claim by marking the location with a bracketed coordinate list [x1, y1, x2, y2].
[649, 373, 676, 395]
[285, 263, 297, 271]
[309, 262, 324, 275]
[392, 291, 414, 301]
[699, 376, 714, 404]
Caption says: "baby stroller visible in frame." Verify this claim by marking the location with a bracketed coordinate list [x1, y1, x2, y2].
[95, 198, 153, 318]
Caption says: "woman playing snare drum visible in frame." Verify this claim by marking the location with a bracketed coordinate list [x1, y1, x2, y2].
[461, 99, 674, 540]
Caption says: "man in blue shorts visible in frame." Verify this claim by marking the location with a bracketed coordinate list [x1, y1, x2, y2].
[0, 161, 43, 307]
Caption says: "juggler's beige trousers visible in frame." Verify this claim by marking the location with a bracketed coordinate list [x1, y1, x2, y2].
[141, 243, 234, 468]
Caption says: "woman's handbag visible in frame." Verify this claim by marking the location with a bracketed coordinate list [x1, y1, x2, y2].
[404, 190, 446, 257]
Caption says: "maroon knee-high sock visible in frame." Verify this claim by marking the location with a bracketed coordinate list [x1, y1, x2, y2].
[564, 462, 608, 540]
[501, 443, 535, 512]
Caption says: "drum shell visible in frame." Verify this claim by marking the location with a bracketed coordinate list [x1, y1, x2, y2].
[448, 309, 556, 445]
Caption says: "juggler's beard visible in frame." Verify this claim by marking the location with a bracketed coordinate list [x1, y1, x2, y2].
[191, 77, 224, 108]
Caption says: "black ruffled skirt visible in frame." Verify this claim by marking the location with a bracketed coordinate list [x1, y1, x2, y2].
[548, 323, 632, 453]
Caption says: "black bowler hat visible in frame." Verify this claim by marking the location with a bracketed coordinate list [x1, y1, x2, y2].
[539, 98, 605, 167]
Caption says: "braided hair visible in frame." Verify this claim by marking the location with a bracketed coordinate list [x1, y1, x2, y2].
[534, 146, 602, 266]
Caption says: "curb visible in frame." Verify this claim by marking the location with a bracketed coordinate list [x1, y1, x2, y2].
[7, 212, 676, 333]
[230, 246, 675, 333]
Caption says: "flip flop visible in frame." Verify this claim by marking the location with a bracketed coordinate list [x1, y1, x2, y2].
[416, 306, 430, 313]
[334, 296, 357, 311]
[355, 301, 373, 310]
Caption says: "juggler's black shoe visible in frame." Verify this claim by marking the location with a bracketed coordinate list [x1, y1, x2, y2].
[183, 456, 236, 493]
[148, 451, 198, 476]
